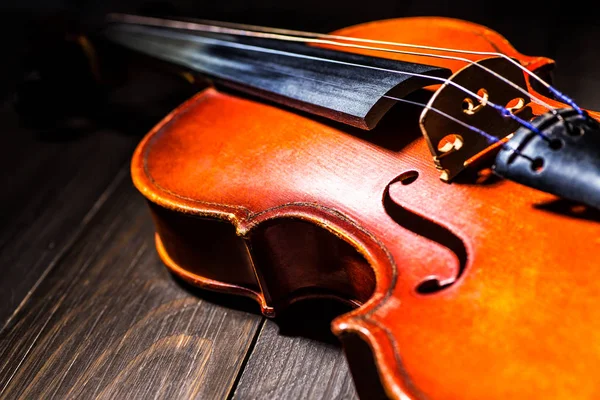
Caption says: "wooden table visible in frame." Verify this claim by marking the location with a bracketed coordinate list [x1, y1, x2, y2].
[0, 63, 359, 399]
[2, 14, 600, 399]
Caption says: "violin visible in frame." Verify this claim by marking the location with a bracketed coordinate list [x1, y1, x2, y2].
[101, 13, 600, 400]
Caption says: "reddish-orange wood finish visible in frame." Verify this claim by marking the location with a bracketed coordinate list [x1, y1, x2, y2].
[131, 17, 600, 400]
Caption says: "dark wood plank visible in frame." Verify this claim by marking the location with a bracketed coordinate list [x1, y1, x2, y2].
[0, 174, 262, 399]
[233, 301, 359, 399]
[0, 61, 199, 327]
[0, 102, 139, 327]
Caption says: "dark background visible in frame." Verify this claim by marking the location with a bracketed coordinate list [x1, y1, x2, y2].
[3, 0, 600, 118]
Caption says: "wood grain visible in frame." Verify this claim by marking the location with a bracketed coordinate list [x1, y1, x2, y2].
[0, 175, 262, 399]
[0, 78, 360, 399]
[0, 61, 199, 328]
[233, 301, 359, 400]
[0, 102, 138, 327]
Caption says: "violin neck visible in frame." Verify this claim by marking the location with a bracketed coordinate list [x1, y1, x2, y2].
[103, 16, 451, 130]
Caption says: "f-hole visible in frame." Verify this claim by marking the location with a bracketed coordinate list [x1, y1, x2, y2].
[383, 171, 468, 294]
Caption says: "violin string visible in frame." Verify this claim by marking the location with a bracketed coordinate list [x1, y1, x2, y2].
[158, 28, 528, 160]
[248, 54, 514, 148]
[175, 16, 584, 115]
[109, 15, 551, 111]
[253, 54, 514, 148]
[110, 14, 578, 115]
[121, 25, 551, 141]
[256, 61, 528, 158]
[115, 23, 532, 163]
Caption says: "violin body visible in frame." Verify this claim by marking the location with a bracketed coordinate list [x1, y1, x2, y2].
[131, 17, 600, 399]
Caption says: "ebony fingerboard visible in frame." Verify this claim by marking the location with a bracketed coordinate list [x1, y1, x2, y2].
[103, 20, 451, 130]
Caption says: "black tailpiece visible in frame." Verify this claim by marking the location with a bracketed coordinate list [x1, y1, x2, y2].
[494, 108, 600, 209]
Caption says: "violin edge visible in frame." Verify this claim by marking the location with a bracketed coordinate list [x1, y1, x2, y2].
[131, 87, 417, 400]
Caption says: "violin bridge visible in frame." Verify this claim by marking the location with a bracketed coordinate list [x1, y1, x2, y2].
[419, 57, 534, 182]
